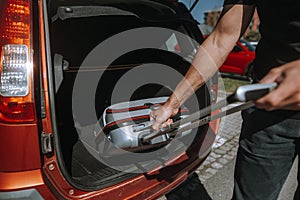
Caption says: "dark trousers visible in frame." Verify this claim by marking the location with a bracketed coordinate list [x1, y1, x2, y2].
[232, 107, 300, 200]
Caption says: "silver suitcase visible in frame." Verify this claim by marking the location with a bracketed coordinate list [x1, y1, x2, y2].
[100, 97, 191, 151]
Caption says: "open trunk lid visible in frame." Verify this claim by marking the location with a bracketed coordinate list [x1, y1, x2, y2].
[42, 0, 215, 194]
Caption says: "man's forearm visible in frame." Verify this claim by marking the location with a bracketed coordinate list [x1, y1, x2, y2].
[165, 4, 255, 109]
[166, 36, 233, 109]
[151, 4, 255, 129]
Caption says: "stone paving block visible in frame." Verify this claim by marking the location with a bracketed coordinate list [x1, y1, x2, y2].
[203, 160, 211, 166]
[206, 168, 218, 175]
[219, 158, 229, 165]
[199, 174, 213, 182]
[224, 143, 234, 149]
[206, 156, 216, 163]
[219, 145, 231, 152]
[214, 149, 226, 155]
[212, 162, 223, 169]
[198, 165, 205, 171]
[209, 152, 221, 159]
[229, 139, 238, 145]
[232, 147, 238, 152]
[221, 134, 232, 140]
[233, 136, 240, 142]
[223, 154, 235, 161]
[227, 150, 237, 157]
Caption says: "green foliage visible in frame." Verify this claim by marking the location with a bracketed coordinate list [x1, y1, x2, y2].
[244, 31, 261, 42]
[220, 77, 251, 93]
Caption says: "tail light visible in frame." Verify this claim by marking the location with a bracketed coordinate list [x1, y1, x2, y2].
[0, 0, 35, 123]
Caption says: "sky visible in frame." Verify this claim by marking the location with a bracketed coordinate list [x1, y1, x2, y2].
[179, 0, 224, 23]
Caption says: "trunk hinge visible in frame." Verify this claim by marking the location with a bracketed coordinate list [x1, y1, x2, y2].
[41, 132, 53, 154]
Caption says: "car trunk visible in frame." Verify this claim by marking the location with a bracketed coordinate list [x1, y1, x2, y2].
[46, 0, 212, 190]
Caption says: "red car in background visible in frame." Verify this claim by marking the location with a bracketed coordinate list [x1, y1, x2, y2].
[220, 39, 256, 80]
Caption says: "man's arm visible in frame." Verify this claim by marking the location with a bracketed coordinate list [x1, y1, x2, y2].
[151, 4, 256, 130]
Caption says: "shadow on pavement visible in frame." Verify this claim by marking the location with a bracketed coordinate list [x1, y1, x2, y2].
[165, 173, 212, 200]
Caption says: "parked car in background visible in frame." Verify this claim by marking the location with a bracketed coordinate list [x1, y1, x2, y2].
[249, 41, 258, 47]
[219, 39, 256, 80]
[0, 0, 220, 199]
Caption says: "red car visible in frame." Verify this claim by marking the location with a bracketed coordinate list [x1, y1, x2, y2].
[0, 0, 220, 199]
[220, 39, 256, 79]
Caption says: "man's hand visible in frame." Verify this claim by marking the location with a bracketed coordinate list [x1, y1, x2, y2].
[150, 104, 179, 131]
[255, 59, 300, 110]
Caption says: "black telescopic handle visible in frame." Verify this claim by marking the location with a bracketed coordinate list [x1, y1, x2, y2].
[141, 83, 278, 143]
[227, 83, 278, 104]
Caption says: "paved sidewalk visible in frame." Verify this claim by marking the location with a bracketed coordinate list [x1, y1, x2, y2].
[195, 88, 243, 182]
[197, 110, 242, 183]
[157, 91, 244, 200]
[157, 111, 243, 200]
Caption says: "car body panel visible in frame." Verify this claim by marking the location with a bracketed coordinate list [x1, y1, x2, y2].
[0, 123, 41, 172]
[0, 169, 56, 199]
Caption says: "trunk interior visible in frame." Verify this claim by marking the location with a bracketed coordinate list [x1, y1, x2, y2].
[47, 1, 211, 190]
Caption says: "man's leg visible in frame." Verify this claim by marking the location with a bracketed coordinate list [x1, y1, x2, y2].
[232, 108, 300, 200]
[294, 141, 300, 200]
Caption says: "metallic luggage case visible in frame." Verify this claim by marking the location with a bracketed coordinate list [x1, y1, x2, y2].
[100, 97, 191, 150]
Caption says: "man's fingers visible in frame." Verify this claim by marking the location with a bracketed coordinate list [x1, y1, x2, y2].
[256, 80, 299, 110]
[255, 60, 300, 111]
[149, 113, 156, 121]
[259, 67, 283, 83]
[150, 105, 179, 130]
[151, 111, 169, 130]
[152, 122, 160, 131]
[256, 101, 300, 111]
[152, 118, 164, 131]
[152, 118, 174, 131]
[280, 103, 300, 111]
[162, 119, 173, 127]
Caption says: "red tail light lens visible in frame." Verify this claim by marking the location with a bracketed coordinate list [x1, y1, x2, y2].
[0, 0, 35, 123]
[0, 102, 34, 122]
[2, 0, 31, 40]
